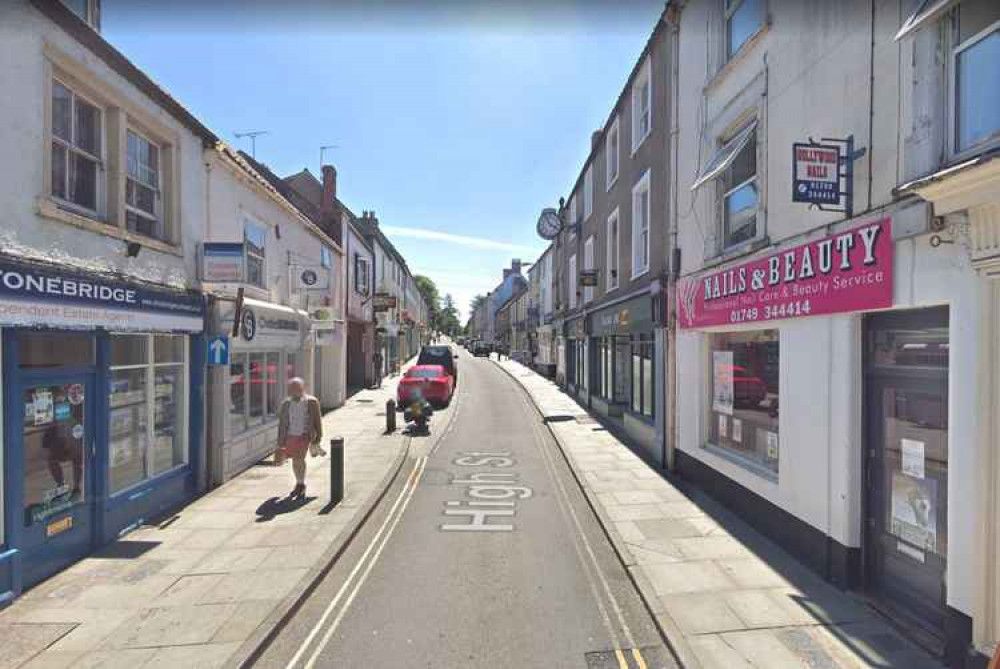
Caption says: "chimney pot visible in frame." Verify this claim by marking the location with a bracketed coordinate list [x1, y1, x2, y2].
[591, 130, 602, 151]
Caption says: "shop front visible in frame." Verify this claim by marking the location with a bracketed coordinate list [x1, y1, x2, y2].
[0, 256, 204, 599]
[675, 214, 987, 662]
[563, 315, 587, 403]
[533, 321, 557, 378]
[209, 297, 311, 484]
[589, 294, 658, 462]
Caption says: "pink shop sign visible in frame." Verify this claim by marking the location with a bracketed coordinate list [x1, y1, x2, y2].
[678, 218, 893, 329]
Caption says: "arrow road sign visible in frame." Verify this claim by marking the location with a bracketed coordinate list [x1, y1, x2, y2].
[208, 336, 230, 366]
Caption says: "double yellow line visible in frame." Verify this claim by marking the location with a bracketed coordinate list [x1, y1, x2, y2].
[615, 647, 649, 669]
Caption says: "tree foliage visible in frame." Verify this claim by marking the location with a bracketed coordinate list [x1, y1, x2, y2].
[413, 275, 462, 336]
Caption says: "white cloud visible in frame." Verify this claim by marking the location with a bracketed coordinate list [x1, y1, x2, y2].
[380, 225, 539, 254]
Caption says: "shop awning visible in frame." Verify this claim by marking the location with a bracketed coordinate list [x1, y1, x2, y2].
[691, 120, 757, 191]
[894, 0, 958, 41]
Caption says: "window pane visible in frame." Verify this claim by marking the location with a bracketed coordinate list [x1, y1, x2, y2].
[152, 365, 185, 475]
[154, 335, 185, 364]
[728, 0, 763, 57]
[51, 143, 68, 200]
[52, 82, 72, 142]
[19, 332, 94, 368]
[247, 255, 265, 288]
[111, 334, 148, 367]
[109, 368, 149, 492]
[643, 351, 654, 417]
[245, 224, 267, 255]
[707, 329, 779, 473]
[726, 132, 756, 188]
[286, 353, 298, 381]
[69, 152, 98, 211]
[957, 29, 1000, 151]
[127, 178, 157, 216]
[74, 98, 101, 156]
[632, 349, 641, 413]
[230, 354, 247, 435]
[725, 181, 758, 246]
[266, 352, 281, 416]
[248, 353, 265, 427]
[23, 383, 87, 524]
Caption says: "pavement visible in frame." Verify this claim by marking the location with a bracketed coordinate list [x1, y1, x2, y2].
[492, 356, 945, 669]
[251, 348, 676, 668]
[0, 368, 413, 669]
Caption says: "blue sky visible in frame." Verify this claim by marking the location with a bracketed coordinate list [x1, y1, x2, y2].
[103, 1, 664, 320]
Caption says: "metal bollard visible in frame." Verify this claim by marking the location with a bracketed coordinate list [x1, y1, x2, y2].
[385, 399, 396, 433]
[330, 437, 344, 505]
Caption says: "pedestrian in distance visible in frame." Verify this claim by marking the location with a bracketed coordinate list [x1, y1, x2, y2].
[276, 377, 323, 499]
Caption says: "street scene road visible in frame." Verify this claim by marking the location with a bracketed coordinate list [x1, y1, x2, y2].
[253, 348, 675, 669]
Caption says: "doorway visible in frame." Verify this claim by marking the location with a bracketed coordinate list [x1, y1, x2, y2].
[864, 307, 949, 646]
[19, 376, 97, 587]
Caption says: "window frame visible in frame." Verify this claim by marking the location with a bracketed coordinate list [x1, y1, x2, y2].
[583, 165, 594, 221]
[228, 348, 285, 439]
[50, 77, 105, 218]
[108, 333, 189, 495]
[606, 116, 620, 190]
[124, 127, 163, 241]
[355, 253, 371, 296]
[244, 220, 268, 290]
[631, 58, 652, 154]
[948, 12, 1000, 159]
[568, 253, 578, 310]
[725, 0, 765, 62]
[704, 329, 780, 478]
[43, 51, 182, 252]
[720, 126, 759, 250]
[583, 236, 595, 304]
[631, 170, 651, 279]
[321, 246, 333, 269]
[606, 207, 620, 292]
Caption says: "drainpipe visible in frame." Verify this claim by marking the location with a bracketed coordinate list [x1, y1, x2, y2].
[665, 2, 683, 472]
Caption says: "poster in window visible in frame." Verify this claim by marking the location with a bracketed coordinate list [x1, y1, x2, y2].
[890, 472, 937, 551]
[732, 418, 743, 443]
[33, 391, 54, 425]
[718, 413, 728, 439]
[712, 351, 734, 415]
[766, 431, 779, 460]
[901, 438, 925, 479]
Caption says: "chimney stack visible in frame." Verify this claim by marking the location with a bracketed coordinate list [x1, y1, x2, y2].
[319, 164, 342, 245]
[591, 130, 602, 151]
[511, 258, 522, 275]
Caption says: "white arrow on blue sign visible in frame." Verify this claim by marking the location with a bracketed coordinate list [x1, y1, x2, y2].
[207, 336, 230, 365]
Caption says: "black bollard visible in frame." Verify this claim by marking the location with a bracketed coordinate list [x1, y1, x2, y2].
[330, 437, 344, 505]
[386, 399, 396, 433]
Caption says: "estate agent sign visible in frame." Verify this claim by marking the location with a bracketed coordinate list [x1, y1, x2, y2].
[678, 218, 892, 329]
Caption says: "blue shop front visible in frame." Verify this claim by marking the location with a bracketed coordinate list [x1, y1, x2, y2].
[0, 256, 205, 604]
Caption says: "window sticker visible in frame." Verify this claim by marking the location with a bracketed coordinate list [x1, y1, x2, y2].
[901, 438, 925, 479]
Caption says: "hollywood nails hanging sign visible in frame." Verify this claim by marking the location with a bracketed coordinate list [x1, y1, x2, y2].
[677, 218, 893, 329]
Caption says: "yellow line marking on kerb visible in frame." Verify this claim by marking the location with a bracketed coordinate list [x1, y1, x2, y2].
[631, 647, 648, 669]
[614, 648, 629, 669]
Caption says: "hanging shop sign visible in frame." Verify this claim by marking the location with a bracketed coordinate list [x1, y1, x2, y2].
[0, 256, 203, 332]
[579, 270, 599, 287]
[677, 218, 893, 329]
[372, 293, 397, 312]
[201, 242, 245, 283]
[792, 143, 841, 205]
[292, 265, 329, 291]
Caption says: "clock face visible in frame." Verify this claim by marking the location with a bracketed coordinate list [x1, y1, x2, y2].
[536, 208, 563, 240]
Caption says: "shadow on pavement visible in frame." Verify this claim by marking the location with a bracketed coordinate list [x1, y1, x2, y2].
[255, 495, 317, 522]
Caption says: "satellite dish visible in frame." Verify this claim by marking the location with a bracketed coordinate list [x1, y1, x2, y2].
[536, 208, 563, 240]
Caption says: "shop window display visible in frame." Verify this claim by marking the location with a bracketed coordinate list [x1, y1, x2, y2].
[707, 329, 779, 474]
[109, 334, 187, 493]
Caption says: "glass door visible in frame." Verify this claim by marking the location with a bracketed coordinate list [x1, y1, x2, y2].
[865, 308, 950, 643]
[20, 377, 95, 586]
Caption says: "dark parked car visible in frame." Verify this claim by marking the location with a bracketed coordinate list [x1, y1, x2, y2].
[473, 342, 491, 357]
[416, 345, 458, 384]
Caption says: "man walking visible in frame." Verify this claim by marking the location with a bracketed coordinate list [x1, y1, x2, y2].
[276, 377, 323, 499]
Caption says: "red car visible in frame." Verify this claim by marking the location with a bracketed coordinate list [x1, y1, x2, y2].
[397, 365, 454, 408]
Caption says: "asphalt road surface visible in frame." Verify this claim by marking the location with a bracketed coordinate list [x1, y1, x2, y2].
[252, 347, 676, 669]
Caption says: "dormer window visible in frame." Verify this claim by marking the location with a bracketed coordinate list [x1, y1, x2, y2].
[60, 0, 100, 30]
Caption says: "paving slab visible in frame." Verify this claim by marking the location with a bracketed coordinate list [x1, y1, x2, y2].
[492, 358, 945, 669]
[0, 369, 414, 669]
